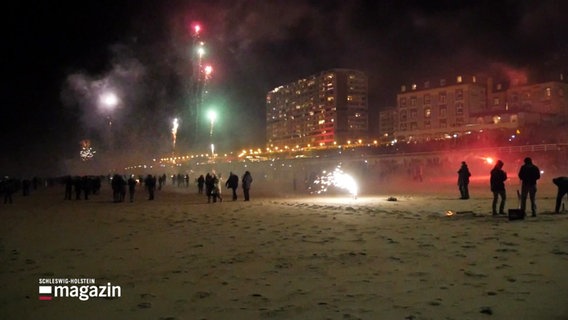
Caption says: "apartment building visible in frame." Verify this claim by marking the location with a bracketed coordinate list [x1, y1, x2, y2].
[266, 69, 368, 148]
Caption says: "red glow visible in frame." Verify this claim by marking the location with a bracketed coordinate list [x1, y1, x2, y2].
[193, 24, 201, 35]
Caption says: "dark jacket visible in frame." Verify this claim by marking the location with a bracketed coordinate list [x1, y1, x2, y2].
[553, 176, 568, 189]
[518, 164, 540, 186]
[225, 173, 239, 189]
[490, 167, 507, 192]
[457, 164, 471, 185]
[242, 172, 253, 189]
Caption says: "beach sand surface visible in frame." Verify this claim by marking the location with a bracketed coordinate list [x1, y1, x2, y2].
[1, 183, 567, 320]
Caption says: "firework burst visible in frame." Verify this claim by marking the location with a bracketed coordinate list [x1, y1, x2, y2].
[309, 166, 358, 198]
[79, 139, 96, 161]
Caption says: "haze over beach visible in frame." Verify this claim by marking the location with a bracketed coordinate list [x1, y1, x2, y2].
[2, 160, 568, 319]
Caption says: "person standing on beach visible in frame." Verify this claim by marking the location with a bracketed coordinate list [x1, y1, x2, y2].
[1, 177, 15, 204]
[518, 157, 540, 217]
[242, 171, 253, 201]
[211, 173, 222, 203]
[145, 175, 156, 200]
[205, 172, 214, 203]
[64, 175, 73, 200]
[457, 161, 471, 199]
[225, 172, 239, 201]
[552, 176, 568, 214]
[490, 160, 507, 215]
[127, 175, 137, 202]
[197, 174, 205, 194]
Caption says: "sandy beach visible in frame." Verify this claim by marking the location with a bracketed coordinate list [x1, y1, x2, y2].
[1, 181, 567, 320]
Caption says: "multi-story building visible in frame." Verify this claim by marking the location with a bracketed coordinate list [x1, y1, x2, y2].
[385, 74, 568, 142]
[266, 69, 368, 149]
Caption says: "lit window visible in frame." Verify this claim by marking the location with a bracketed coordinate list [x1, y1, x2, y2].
[545, 87, 552, 98]
[424, 108, 431, 118]
[412, 84, 417, 90]
[457, 75, 462, 83]
[439, 92, 447, 104]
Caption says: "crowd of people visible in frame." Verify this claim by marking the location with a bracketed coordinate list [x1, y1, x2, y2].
[457, 157, 568, 216]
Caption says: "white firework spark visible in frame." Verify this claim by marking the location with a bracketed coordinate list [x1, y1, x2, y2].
[171, 118, 179, 150]
[310, 166, 358, 198]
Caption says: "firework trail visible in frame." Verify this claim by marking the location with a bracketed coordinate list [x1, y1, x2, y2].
[172, 118, 179, 151]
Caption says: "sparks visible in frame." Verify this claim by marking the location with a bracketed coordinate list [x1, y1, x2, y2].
[79, 140, 96, 161]
[310, 166, 358, 198]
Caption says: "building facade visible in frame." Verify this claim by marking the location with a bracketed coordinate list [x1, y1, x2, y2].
[383, 74, 568, 143]
[266, 69, 368, 149]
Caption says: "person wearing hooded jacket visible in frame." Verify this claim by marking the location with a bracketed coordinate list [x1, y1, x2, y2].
[518, 157, 540, 217]
[490, 160, 507, 215]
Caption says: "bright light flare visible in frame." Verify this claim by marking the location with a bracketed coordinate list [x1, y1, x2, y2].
[484, 157, 494, 165]
[310, 166, 358, 198]
[100, 92, 118, 110]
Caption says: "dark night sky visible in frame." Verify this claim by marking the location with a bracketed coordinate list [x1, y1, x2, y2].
[2, 0, 567, 176]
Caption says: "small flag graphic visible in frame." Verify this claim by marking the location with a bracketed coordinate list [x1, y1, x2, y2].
[39, 286, 52, 300]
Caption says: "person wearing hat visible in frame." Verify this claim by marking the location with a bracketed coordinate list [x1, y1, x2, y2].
[518, 157, 540, 217]
[490, 160, 507, 215]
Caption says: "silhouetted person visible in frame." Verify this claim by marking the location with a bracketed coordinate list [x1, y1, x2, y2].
[111, 174, 124, 202]
[490, 160, 507, 215]
[1, 177, 15, 204]
[242, 171, 253, 201]
[73, 176, 83, 200]
[457, 161, 471, 199]
[225, 172, 239, 201]
[158, 174, 164, 190]
[64, 175, 73, 200]
[552, 176, 568, 214]
[145, 175, 156, 200]
[127, 175, 137, 202]
[92, 176, 101, 195]
[82, 176, 92, 200]
[518, 157, 540, 217]
[197, 175, 205, 194]
[211, 174, 222, 203]
[205, 173, 214, 203]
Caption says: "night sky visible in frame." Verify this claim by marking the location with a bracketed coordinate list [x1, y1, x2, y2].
[3, 0, 567, 176]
